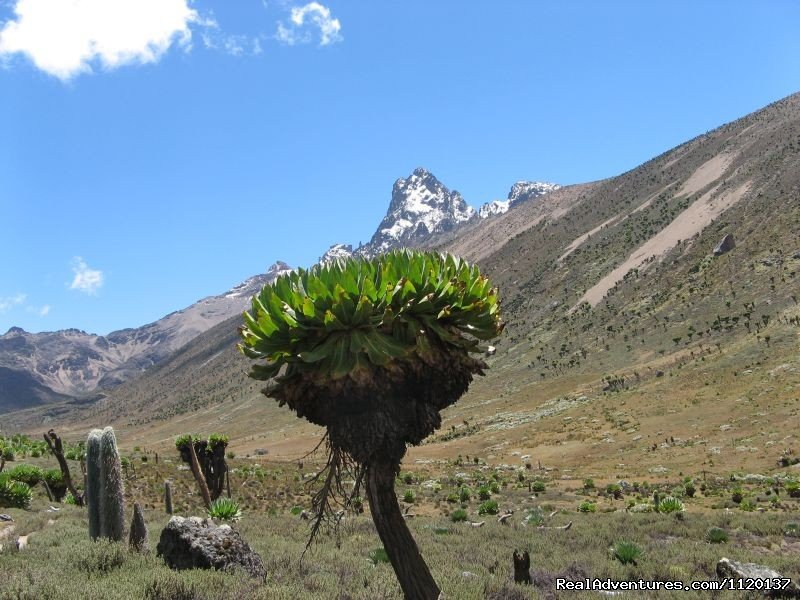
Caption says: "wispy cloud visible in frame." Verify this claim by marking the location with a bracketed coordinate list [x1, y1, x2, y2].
[25, 303, 51, 316]
[69, 257, 103, 295]
[0, 0, 205, 80]
[200, 23, 263, 57]
[0, 293, 26, 313]
[276, 2, 342, 47]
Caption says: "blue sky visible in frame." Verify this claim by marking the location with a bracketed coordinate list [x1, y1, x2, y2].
[2, 1, 799, 335]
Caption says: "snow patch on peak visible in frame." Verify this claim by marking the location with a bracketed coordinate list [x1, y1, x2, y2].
[319, 243, 354, 264]
[478, 199, 511, 219]
[507, 181, 561, 206]
[224, 262, 292, 298]
[364, 168, 476, 255]
[267, 261, 292, 277]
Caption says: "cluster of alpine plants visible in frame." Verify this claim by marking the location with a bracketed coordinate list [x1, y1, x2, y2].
[239, 249, 501, 385]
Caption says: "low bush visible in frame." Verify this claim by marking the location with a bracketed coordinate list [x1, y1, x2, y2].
[612, 541, 642, 565]
[706, 527, 729, 544]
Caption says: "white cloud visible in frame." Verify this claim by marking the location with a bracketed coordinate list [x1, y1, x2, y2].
[276, 2, 342, 46]
[0, 293, 26, 313]
[69, 257, 103, 295]
[201, 24, 263, 57]
[0, 0, 203, 80]
[24, 303, 51, 316]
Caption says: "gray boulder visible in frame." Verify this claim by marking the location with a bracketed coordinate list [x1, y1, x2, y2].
[157, 516, 265, 579]
[716, 558, 800, 598]
[713, 233, 736, 256]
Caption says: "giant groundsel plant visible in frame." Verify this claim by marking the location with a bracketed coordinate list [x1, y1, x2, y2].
[239, 249, 502, 600]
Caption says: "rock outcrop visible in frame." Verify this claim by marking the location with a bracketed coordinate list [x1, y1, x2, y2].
[156, 516, 265, 579]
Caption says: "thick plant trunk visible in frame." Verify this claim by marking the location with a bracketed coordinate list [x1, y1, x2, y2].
[366, 461, 441, 600]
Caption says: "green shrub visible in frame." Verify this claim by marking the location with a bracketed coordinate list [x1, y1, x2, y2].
[43, 469, 67, 501]
[739, 498, 756, 512]
[368, 547, 390, 564]
[0, 477, 33, 508]
[786, 480, 800, 498]
[401, 472, 414, 485]
[2, 447, 15, 461]
[706, 527, 728, 544]
[477, 485, 491, 501]
[6, 464, 44, 486]
[65, 492, 79, 506]
[658, 496, 685, 514]
[684, 482, 696, 498]
[731, 488, 744, 503]
[478, 500, 499, 515]
[578, 501, 597, 513]
[524, 507, 546, 526]
[74, 539, 126, 574]
[458, 486, 471, 502]
[612, 541, 642, 565]
[583, 478, 595, 490]
[489, 481, 501, 494]
[207, 497, 242, 521]
[531, 480, 546, 493]
[402, 490, 416, 504]
[446, 493, 459, 503]
[784, 522, 800, 537]
[606, 483, 623, 499]
[144, 574, 203, 600]
[289, 505, 303, 515]
[208, 433, 229, 449]
[450, 508, 468, 522]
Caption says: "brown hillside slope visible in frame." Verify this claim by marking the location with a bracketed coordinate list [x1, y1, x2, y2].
[5, 92, 799, 482]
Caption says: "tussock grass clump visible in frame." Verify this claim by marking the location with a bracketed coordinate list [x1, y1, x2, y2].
[450, 508, 468, 522]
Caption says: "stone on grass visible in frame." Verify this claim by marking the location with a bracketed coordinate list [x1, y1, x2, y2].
[716, 558, 800, 598]
[157, 516, 265, 579]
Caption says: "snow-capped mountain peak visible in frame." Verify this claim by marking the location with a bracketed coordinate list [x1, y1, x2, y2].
[478, 181, 561, 218]
[363, 168, 476, 256]
[319, 243, 354, 264]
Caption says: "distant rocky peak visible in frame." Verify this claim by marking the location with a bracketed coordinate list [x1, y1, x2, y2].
[3, 326, 26, 336]
[267, 261, 292, 277]
[319, 243, 354, 264]
[507, 181, 560, 206]
[478, 199, 511, 219]
[478, 181, 561, 219]
[365, 168, 476, 256]
[224, 261, 292, 299]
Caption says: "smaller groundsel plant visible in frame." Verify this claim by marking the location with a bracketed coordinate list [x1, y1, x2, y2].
[612, 541, 643, 565]
[657, 496, 685, 514]
[478, 499, 499, 515]
[0, 474, 33, 509]
[207, 497, 242, 522]
[705, 527, 729, 544]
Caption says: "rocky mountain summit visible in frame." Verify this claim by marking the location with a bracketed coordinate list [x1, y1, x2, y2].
[479, 181, 561, 218]
[321, 169, 560, 260]
[0, 261, 291, 411]
[360, 168, 476, 256]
